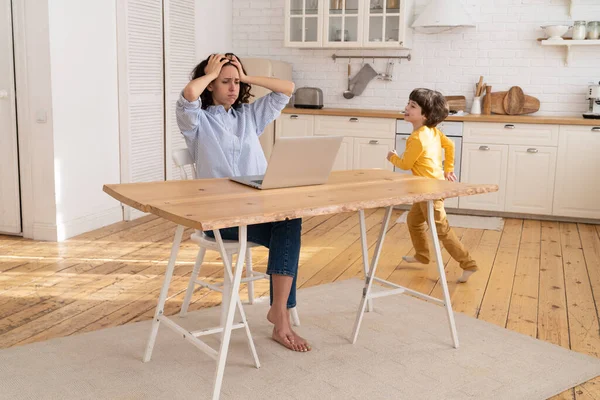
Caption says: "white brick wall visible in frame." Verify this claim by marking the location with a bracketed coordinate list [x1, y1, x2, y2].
[231, 0, 600, 116]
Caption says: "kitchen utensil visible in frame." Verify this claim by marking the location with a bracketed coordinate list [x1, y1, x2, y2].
[294, 87, 324, 109]
[348, 63, 378, 96]
[445, 96, 466, 112]
[485, 91, 540, 115]
[541, 25, 570, 40]
[475, 76, 484, 96]
[503, 86, 525, 115]
[483, 86, 492, 115]
[343, 64, 355, 99]
[470, 97, 482, 115]
[377, 61, 394, 81]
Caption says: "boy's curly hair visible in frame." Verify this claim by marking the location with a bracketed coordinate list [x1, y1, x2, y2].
[409, 88, 449, 127]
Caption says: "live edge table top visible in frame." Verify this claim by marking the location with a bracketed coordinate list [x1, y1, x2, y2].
[103, 169, 498, 231]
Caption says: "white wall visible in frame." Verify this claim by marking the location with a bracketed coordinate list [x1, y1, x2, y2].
[232, 0, 600, 116]
[196, 0, 233, 60]
[47, 0, 121, 240]
[13, 0, 58, 240]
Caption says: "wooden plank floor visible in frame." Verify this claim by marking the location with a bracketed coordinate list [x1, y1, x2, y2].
[1, 210, 599, 399]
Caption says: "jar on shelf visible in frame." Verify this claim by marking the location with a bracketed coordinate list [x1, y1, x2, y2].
[572, 21, 587, 40]
[587, 21, 600, 40]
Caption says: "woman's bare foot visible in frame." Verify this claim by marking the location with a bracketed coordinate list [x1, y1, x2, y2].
[267, 308, 311, 352]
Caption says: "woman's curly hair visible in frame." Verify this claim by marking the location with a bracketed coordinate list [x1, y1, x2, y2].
[190, 53, 253, 109]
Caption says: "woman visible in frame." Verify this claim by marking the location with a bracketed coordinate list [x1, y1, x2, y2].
[176, 53, 309, 352]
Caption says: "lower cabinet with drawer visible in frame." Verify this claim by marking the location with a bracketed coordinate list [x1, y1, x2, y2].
[552, 125, 600, 219]
[276, 113, 396, 171]
[275, 113, 314, 139]
[318, 135, 395, 171]
[505, 145, 557, 215]
[459, 143, 508, 211]
[460, 122, 559, 216]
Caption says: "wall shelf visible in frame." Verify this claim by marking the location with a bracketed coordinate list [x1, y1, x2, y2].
[538, 38, 600, 66]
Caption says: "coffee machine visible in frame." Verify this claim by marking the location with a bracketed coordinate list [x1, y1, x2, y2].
[583, 81, 600, 119]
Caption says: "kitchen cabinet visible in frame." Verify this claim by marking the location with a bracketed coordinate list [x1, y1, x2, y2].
[314, 114, 395, 138]
[323, 0, 363, 48]
[285, 0, 324, 47]
[285, 0, 413, 49]
[331, 136, 354, 170]
[275, 113, 314, 139]
[505, 145, 557, 215]
[275, 113, 395, 171]
[353, 137, 395, 170]
[313, 114, 395, 171]
[461, 122, 560, 216]
[552, 125, 600, 219]
[459, 143, 508, 212]
[463, 122, 558, 146]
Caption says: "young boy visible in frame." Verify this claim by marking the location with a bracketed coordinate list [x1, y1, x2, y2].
[387, 88, 478, 283]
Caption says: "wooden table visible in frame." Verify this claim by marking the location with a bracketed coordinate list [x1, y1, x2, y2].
[103, 169, 497, 400]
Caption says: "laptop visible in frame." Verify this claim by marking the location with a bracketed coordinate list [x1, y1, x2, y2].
[229, 136, 343, 190]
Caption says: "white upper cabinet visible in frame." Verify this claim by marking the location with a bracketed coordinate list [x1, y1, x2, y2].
[324, 0, 363, 47]
[285, 0, 324, 47]
[364, 0, 413, 48]
[285, 0, 413, 49]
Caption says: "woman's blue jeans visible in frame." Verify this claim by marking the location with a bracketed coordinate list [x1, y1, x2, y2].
[205, 218, 302, 309]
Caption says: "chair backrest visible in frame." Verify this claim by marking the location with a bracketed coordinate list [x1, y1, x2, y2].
[172, 148, 197, 180]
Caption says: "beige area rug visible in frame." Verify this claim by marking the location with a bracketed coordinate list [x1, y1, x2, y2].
[0, 279, 598, 400]
[396, 212, 505, 231]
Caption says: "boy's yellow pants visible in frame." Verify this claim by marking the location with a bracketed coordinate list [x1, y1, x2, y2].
[406, 200, 478, 271]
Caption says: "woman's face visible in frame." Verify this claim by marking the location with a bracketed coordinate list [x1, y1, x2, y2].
[207, 64, 240, 109]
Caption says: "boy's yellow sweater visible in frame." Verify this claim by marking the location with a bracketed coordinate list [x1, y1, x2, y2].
[389, 125, 455, 180]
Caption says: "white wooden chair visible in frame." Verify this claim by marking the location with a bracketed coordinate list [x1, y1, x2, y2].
[172, 148, 299, 326]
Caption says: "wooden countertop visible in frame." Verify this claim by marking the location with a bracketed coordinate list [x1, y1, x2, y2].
[103, 170, 497, 231]
[282, 107, 600, 126]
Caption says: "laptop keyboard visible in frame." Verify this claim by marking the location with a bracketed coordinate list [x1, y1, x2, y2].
[251, 179, 263, 185]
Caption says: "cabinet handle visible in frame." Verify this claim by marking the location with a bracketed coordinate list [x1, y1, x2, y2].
[527, 148, 538, 153]
[504, 124, 516, 129]
[349, 117, 359, 122]
[401, 137, 408, 141]
[592, 127, 600, 132]
[290, 115, 299, 119]
[369, 140, 379, 144]
[479, 145, 490, 151]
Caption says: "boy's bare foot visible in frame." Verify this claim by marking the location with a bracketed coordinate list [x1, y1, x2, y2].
[267, 308, 311, 352]
[457, 269, 476, 283]
[402, 256, 420, 263]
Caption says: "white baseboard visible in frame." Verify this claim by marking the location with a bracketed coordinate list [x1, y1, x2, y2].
[33, 222, 59, 241]
[0, 226, 22, 236]
[55, 206, 123, 241]
[124, 206, 149, 221]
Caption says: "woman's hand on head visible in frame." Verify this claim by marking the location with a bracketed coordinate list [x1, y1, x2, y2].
[204, 54, 229, 79]
[230, 56, 248, 83]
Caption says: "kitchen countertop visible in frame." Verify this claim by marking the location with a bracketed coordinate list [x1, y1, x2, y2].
[282, 107, 600, 126]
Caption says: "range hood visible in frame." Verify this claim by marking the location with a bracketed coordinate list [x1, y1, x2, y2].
[412, 0, 476, 34]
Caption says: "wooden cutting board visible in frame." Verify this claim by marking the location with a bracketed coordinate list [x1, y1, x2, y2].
[484, 90, 540, 115]
[503, 87, 525, 115]
[445, 96, 466, 112]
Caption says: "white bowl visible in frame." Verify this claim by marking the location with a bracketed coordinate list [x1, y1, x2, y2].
[541, 25, 570, 40]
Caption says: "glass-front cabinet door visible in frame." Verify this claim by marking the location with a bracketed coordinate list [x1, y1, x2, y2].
[285, 0, 323, 47]
[323, 0, 363, 47]
[364, 0, 409, 48]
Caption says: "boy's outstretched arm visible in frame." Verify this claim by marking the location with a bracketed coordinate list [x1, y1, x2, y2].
[440, 132, 455, 172]
[440, 132, 457, 181]
[387, 137, 423, 170]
